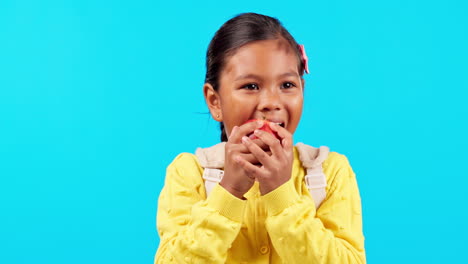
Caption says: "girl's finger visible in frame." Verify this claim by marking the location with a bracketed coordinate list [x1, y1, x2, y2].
[230, 141, 270, 154]
[228, 126, 239, 141]
[229, 120, 264, 143]
[235, 154, 266, 179]
[250, 138, 270, 151]
[241, 136, 273, 167]
[252, 128, 284, 160]
[269, 122, 293, 151]
[238, 152, 271, 164]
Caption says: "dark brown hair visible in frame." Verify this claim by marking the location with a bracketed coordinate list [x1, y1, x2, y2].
[205, 13, 305, 142]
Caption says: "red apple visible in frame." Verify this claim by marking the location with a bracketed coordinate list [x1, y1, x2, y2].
[244, 119, 281, 140]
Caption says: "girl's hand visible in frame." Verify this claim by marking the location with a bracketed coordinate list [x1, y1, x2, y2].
[220, 121, 270, 199]
[238, 122, 294, 195]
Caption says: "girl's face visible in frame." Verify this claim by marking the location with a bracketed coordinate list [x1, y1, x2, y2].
[205, 38, 304, 139]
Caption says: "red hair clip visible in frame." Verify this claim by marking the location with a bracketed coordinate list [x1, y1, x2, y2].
[298, 44, 309, 74]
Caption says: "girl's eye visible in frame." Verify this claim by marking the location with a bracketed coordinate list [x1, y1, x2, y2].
[281, 82, 296, 89]
[242, 83, 259, 90]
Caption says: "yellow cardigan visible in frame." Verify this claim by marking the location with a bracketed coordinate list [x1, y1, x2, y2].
[155, 147, 366, 263]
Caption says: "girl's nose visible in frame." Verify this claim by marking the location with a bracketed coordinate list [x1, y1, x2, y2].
[257, 89, 282, 112]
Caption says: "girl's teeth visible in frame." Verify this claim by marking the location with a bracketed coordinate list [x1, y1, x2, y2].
[275, 122, 285, 127]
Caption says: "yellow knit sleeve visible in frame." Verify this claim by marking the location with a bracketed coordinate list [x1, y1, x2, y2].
[262, 152, 366, 263]
[154, 153, 247, 264]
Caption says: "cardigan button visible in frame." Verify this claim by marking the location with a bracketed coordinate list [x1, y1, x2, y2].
[260, 245, 270, 255]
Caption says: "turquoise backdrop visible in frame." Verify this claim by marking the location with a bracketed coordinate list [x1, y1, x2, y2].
[1, 0, 467, 263]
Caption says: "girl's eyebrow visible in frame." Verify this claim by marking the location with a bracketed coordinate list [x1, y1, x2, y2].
[234, 74, 262, 81]
[234, 71, 298, 81]
[279, 72, 299, 78]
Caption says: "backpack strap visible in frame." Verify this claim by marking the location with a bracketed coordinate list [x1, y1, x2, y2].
[195, 142, 226, 196]
[295, 143, 330, 208]
[195, 142, 329, 208]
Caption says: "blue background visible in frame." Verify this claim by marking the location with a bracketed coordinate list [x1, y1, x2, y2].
[1, 0, 467, 263]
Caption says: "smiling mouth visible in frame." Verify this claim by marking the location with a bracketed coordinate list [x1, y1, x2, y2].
[248, 117, 285, 128]
[265, 119, 285, 128]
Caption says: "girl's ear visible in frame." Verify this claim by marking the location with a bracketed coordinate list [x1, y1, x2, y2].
[203, 83, 223, 122]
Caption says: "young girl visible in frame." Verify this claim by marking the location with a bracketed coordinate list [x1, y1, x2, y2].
[155, 13, 365, 263]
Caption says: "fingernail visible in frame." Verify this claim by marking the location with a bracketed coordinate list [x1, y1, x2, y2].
[242, 136, 249, 143]
[254, 129, 261, 135]
[257, 120, 263, 127]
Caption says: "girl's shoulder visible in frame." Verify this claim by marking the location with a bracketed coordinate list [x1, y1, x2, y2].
[320, 150, 357, 194]
[293, 142, 355, 189]
[293, 142, 351, 171]
[166, 142, 226, 174]
[166, 152, 203, 174]
[322, 151, 353, 172]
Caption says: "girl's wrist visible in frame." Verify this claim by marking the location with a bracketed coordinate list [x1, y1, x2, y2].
[219, 181, 247, 200]
[259, 177, 289, 195]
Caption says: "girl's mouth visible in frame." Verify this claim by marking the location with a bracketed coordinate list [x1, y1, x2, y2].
[264, 119, 285, 128]
[247, 117, 285, 128]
